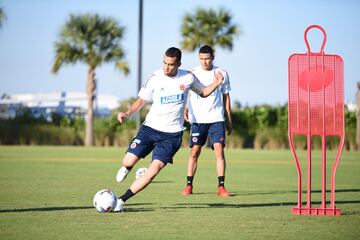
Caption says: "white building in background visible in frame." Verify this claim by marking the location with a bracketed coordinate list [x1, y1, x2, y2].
[345, 101, 356, 112]
[0, 92, 120, 120]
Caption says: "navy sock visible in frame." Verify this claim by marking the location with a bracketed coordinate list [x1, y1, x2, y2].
[119, 189, 135, 202]
[218, 176, 225, 187]
[187, 176, 194, 186]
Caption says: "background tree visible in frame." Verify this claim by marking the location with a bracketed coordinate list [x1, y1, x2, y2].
[0, 5, 6, 30]
[52, 13, 129, 146]
[356, 81, 360, 151]
[180, 7, 240, 51]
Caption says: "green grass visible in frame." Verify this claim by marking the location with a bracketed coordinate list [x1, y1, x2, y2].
[0, 146, 359, 240]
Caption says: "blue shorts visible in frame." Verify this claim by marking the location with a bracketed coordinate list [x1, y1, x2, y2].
[189, 121, 226, 148]
[127, 125, 183, 165]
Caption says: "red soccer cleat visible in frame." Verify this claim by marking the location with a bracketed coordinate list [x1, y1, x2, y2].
[217, 186, 230, 197]
[181, 185, 193, 195]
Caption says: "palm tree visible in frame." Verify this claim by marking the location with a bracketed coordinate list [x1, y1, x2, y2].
[0, 6, 6, 29]
[52, 13, 129, 146]
[356, 82, 360, 151]
[180, 7, 240, 51]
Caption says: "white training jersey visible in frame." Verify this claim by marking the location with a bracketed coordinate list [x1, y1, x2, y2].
[138, 69, 205, 133]
[187, 66, 231, 124]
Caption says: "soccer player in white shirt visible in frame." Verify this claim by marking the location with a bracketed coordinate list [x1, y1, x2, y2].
[113, 47, 224, 211]
[181, 45, 233, 197]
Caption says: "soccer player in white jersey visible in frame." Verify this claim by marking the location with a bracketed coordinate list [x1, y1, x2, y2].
[181, 45, 232, 197]
[113, 47, 224, 211]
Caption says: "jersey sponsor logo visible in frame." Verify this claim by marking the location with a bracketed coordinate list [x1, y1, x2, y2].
[160, 94, 184, 104]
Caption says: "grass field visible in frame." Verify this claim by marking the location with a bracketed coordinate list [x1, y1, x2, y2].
[0, 146, 359, 240]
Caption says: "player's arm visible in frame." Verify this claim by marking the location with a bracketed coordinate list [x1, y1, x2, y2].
[118, 73, 154, 123]
[223, 93, 232, 135]
[198, 71, 224, 97]
[190, 71, 224, 98]
[184, 107, 189, 122]
[184, 91, 190, 122]
[117, 98, 146, 123]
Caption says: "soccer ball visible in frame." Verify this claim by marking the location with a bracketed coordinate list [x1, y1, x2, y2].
[93, 189, 117, 212]
[135, 167, 148, 179]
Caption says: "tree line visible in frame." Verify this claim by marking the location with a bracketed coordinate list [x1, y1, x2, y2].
[0, 103, 356, 150]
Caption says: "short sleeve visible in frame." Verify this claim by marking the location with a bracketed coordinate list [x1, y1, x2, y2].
[220, 71, 231, 94]
[138, 74, 155, 101]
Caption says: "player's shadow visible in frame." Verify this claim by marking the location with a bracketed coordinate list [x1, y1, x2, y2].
[0, 203, 155, 213]
[310, 188, 360, 193]
[120, 203, 155, 212]
[151, 180, 174, 184]
[229, 188, 360, 197]
[0, 206, 93, 213]
[174, 199, 360, 209]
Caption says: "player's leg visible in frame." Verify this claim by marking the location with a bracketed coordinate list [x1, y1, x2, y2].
[187, 145, 202, 177]
[130, 160, 165, 193]
[213, 143, 229, 196]
[114, 160, 165, 212]
[209, 122, 230, 197]
[115, 129, 182, 212]
[116, 152, 140, 182]
[182, 145, 202, 195]
[182, 123, 207, 195]
[213, 142, 226, 178]
[116, 125, 154, 182]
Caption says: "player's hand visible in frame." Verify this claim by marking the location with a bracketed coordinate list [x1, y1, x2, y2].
[214, 71, 224, 85]
[184, 108, 189, 122]
[226, 121, 232, 135]
[117, 112, 129, 124]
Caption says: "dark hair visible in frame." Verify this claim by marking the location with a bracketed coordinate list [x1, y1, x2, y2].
[199, 45, 214, 56]
[165, 47, 182, 63]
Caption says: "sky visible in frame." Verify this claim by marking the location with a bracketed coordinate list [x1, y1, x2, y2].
[0, 0, 359, 106]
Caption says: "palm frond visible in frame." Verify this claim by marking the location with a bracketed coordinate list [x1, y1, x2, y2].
[180, 7, 240, 52]
[0, 6, 7, 29]
[52, 13, 129, 74]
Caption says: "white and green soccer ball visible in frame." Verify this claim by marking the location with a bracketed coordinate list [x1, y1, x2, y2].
[135, 167, 148, 179]
[93, 189, 117, 213]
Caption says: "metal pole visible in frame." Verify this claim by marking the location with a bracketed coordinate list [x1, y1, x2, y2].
[306, 78, 312, 209]
[136, 0, 143, 130]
